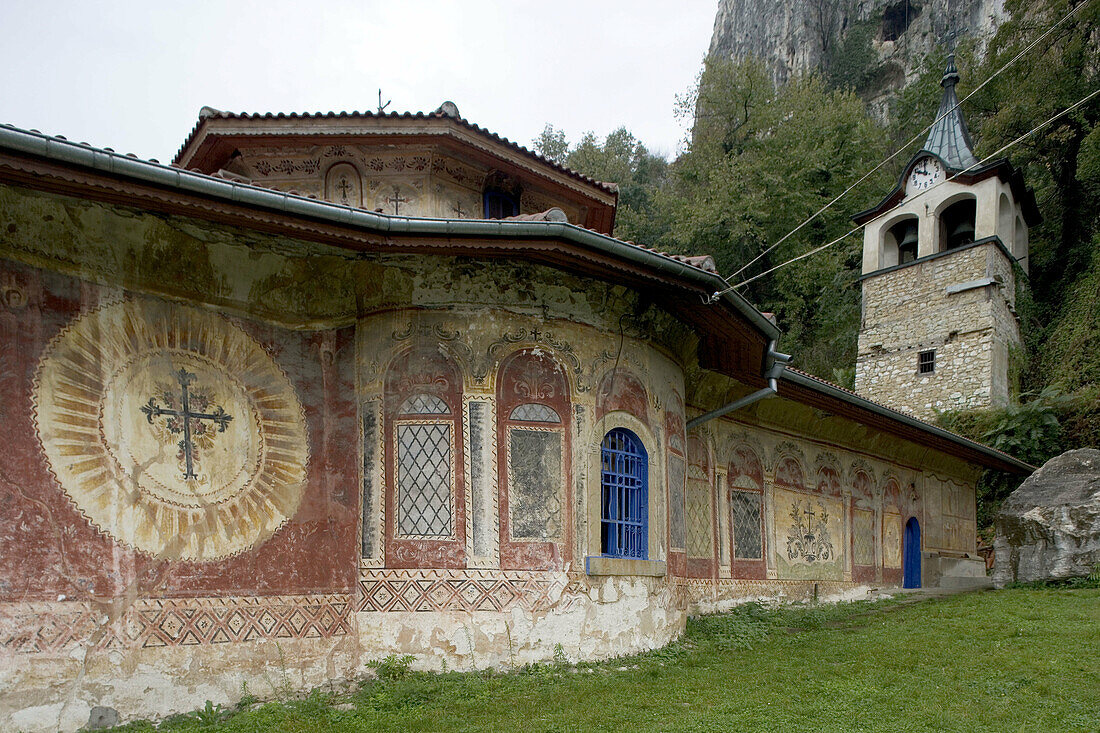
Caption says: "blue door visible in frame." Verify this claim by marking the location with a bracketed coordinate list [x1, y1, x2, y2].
[903, 517, 921, 588]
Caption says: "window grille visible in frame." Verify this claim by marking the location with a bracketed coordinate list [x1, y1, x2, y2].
[686, 464, 712, 558]
[509, 403, 560, 422]
[399, 393, 449, 415]
[396, 422, 453, 537]
[918, 349, 936, 374]
[730, 489, 762, 560]
[600, 428, 648, 559]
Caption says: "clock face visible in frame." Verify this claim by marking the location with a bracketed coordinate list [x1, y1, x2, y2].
[906, 156, 945, 195]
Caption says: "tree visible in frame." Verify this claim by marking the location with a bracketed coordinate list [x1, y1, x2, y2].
[531, 126, 673, 245]
[967, 0, 1100, 393]
[665, 57, 889, 376]
[532, 124, 569, 165]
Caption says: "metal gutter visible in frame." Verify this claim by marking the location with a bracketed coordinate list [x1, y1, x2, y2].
[779, 369, 1034, 474]
[687, 342, 792, 430]
[0, 123, 781, 343]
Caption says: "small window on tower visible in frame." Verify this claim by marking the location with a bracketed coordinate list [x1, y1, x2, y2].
[918, 350, 936, 374]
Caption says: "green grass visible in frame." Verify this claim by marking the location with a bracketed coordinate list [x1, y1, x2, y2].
[108, 587, 1100, 733]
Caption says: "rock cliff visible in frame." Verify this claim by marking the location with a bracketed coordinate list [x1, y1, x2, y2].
[707, 0, 1006, 119]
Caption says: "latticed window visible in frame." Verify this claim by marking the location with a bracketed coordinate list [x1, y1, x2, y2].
[395, 395, 454, 538]
[509, 403, 560, 422]
[396, 423, 452, 536]
[730, 489, 762, 560]
[384, 348, 466, 568]
[686, 464, 713, 558]
[600, 428, 648, 559]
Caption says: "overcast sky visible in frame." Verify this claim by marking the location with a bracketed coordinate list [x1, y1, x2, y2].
[0, 1, 718, 163]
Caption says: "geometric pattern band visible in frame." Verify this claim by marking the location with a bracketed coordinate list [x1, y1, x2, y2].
[0, 593, 352, 654]
[357, 568, 565, 613]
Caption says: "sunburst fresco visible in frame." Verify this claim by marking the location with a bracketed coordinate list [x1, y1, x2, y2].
[33, 299, 309, 561]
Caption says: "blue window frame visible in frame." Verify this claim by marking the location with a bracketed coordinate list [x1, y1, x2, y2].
[600, 428, 648, 559]
[483, 190, 518, 219]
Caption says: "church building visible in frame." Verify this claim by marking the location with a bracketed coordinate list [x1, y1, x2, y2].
[0, 81, 1031, 729]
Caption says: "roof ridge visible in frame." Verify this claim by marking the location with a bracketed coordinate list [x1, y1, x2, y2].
[171, 107, 618, 195]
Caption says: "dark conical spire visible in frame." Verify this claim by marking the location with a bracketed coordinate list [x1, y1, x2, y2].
[921, 54, 979, 171]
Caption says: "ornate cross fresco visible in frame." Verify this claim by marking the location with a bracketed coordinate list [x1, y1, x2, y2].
[141, 368, 233, 479]
[785, 499, 834, 563]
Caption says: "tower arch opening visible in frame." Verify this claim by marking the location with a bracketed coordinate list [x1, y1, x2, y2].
[997, 192, 1014, 249]
[883, 215, 919, 267]
[939, 197, 976, 251]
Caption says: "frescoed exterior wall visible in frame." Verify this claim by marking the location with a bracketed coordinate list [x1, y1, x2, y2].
[0, 173, 989, 731]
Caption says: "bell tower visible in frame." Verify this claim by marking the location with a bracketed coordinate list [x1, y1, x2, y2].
[853, 57, 1041, 420]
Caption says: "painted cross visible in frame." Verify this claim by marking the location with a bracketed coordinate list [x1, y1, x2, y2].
[141, 368, 233, 480]
[451, 201, 466, 218]
[336, 176, 354, 204]
[387, 186, 409, 215]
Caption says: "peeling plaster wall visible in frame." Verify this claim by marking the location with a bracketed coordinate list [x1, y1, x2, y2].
[0, 186, 982, 731]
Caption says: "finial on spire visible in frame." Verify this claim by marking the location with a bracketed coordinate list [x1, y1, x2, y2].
[941, 53, 960, 88]
[921, 52, 979, 171]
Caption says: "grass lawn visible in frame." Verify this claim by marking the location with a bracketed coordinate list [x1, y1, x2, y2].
[109, 586, 1100, 733]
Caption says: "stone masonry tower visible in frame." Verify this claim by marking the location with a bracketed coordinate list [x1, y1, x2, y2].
[853, 57, 1040, 419]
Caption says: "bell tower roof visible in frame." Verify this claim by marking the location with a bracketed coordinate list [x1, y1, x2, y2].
[921, 55, 980, 172]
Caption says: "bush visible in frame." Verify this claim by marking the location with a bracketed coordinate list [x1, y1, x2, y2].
[937, 386, 1100, 531]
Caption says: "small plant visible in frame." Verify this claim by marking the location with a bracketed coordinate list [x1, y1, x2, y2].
[553, 642, 568, 667]
[236, 681, 258, 710]
[195, 700, 226, 727]
[369, 654, 416, 681]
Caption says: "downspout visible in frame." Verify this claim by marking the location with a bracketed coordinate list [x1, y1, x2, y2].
[686, 341, 792, 430]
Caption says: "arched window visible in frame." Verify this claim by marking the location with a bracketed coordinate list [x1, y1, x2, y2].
[496, 350, 571, 569]
[600, 428, 648, 559]
[728, 446, 765, 578]
[1014, 214, 1029, 268]
[482, 171, 520, 219]
[997, 192, 1014, 248]
[685, 436, 713, 563]
[384, 348, 466, 568]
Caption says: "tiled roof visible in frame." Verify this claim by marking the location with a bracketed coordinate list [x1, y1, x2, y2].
[922, 56, 980, 171]
[172, 105, 618, 195]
